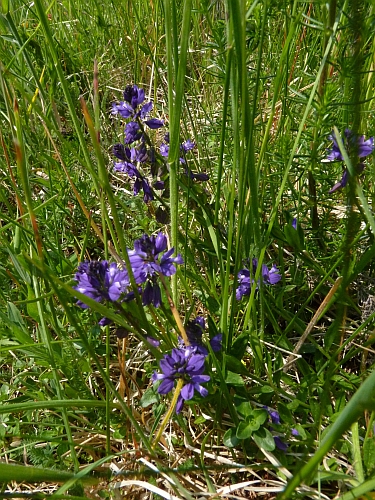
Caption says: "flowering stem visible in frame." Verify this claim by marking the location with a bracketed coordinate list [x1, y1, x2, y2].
[152, 378, 184, 450]
[159, 274, 189, 345]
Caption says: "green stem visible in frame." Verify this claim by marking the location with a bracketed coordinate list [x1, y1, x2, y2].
[351, 422, 364, 483]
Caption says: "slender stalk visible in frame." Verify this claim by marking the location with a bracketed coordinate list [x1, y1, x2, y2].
[152, 378, 184, 449]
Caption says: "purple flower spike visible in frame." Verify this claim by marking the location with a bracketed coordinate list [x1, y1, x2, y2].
[291, 428, 299, 436]
[74, 261, 129, 309]
[324, 129, 374, 162]
[112, 85, 163, 142]
[128, 233, 183, 285]
[236, 259, 281, 300]
[292, 218, 297, 230]
[123, 85, 145, 108]
[152, 346, 210, 413]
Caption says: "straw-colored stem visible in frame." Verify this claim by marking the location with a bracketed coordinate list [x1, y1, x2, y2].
[152, 378, 184, 450]
[159, 274, 189, 346]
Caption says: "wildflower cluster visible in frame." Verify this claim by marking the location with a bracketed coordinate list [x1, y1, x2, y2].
[73, 232, 221, 413]
[111, 85, 209, 203]
[74, 232, 182, 316]
[323, 129, 374, 193]
[152, 346, 210, 414]
[236, 258, 281, 301]
[152, 317, 222, 413]
[73, 85, 284, 417]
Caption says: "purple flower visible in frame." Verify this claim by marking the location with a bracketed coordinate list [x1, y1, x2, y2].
[152, 346, 210, 413]
[210, 333, 223, 352]
[160, 143, 169, 157]
[160, 135, 198, 165]
[146, 336, 160, 348]
[113, 144, 154, 201]
[134, 177, 154, 202]
[153, 180, 165, 190]
[144, 118, 164, 129]
[185, 169, 210, 182]
[274, 436, 288, 452]
[124, 122, 142, 144]
[181, 139, 195, 152]
[236, 259, 281, 300]
[324, 129, 374, 162]
[113, 144, 141, 176]
[323, 129, 374, 193]
[181, 318, 222, 354]
[74, 261, 129, 308]
[184, 316, 208, 355]
[292, 218, 297, 230]
[264, 407, 281, 425]
[291, 428, 299, 436]
[186, 316, 205, 343]
[123, 85, 145, 108]
[328, 163, 365, 194]
[142, 278, 162, 308]
[112, 85, 163, 135]
[128, 233, 183, 284]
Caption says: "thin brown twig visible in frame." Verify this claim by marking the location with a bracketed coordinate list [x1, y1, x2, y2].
[283, 276, 343, 372]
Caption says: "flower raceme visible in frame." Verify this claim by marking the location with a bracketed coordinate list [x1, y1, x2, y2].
[236, 259, 281, 301]
[112, 85, 164, 202]
[74, 233, 183, 313]
[111, 85, 163, 131]
[152, 346, 211, 414]
[323, 129, 374, 193]
[74, 261, 130, 308]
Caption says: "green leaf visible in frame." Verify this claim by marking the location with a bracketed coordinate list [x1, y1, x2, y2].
[0, 462, 97, 484]
[252, 409, 268, 427]
[224, 354, 250, 376]
[26, 285, 40, 322]
[253, 427, 276, 451]
[229, 332, 249, 360]
[277, 402, 294, 425]
[236, 421, 254, 440]
[225, 371, 245, 386]
[223, 428, 240, 448]
[284, 223, 304, 251]
[194, 416, 206, 425]
[140, 387, 159, 408]
[235, 400, 253, 417]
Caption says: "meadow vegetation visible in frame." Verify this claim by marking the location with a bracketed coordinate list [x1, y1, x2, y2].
[1, 0, 375, 498]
